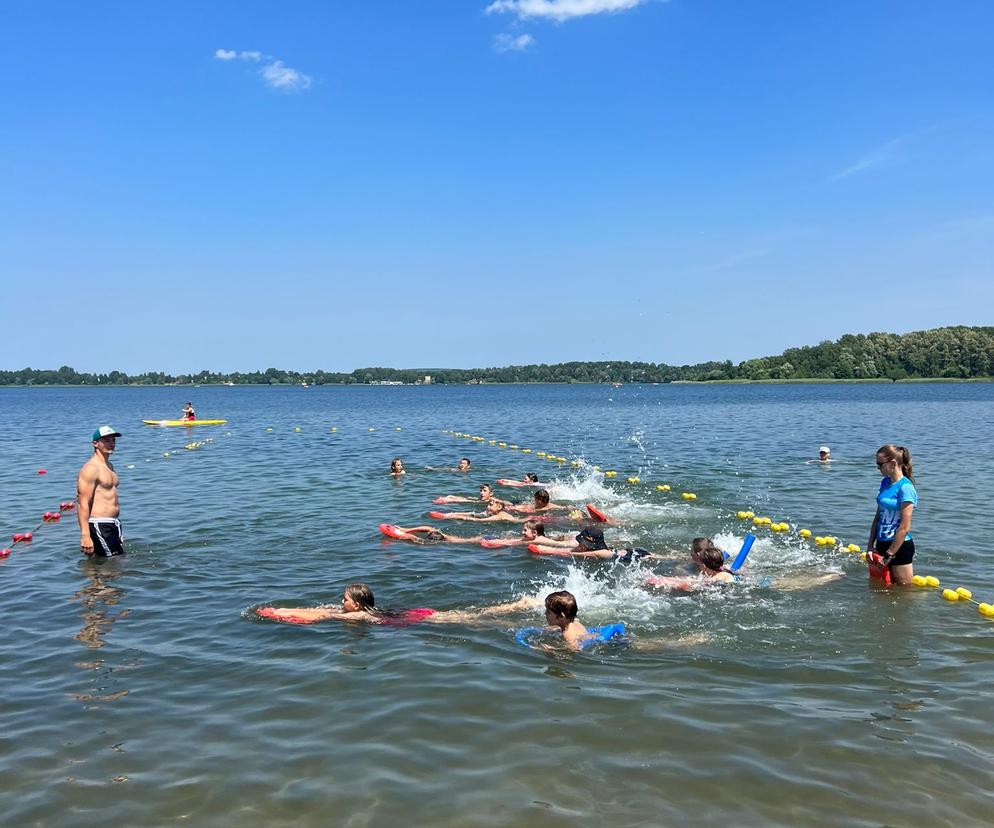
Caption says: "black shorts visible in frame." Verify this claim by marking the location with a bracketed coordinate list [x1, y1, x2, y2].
[875, 537, 915, 566]
[89, 519, 125, 557]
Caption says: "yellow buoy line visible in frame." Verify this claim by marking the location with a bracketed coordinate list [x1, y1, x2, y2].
[444, 428, 994, 622]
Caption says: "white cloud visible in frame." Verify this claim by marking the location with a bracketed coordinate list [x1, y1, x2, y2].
[494, 32, 536, 52]
[828, 138, 905, 182]
[215, 49, 313, 93]
[261, 60, 312, 91]
[486, 0, 649, 22]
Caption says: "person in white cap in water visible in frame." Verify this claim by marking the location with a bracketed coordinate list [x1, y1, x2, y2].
[807, 446, 834, 464]
[77, 426, 125, 556]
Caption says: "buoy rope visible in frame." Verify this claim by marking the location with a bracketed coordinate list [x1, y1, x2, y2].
[445, 428, 993, 621]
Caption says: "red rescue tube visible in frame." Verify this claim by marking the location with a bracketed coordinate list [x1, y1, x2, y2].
[867, 552, 893, 585]
[379, 524, 411, 540]
[586, 504, 609, 522]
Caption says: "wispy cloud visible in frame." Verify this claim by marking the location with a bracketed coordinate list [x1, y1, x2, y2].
[689, 249, 769, 274]
[214, 49, 312, 92]
[828, 137, 906, 182]
[494, 32, 536, 52]
[486, 0, 650, 22]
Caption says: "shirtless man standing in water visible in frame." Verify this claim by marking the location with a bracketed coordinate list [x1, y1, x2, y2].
[77, 426, 125, 556]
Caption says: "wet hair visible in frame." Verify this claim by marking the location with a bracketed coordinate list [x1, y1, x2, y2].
[479, 484, 493, 496]
[525, 473, 539, 482]
[534, 489, 551, 507]
[545, 590, 578, 622]
[522, 518, 546, 537]
[459, 458, 471, 466]
[487, 498, 507, 512]
[344, 583, 376, 612]
[425, 530, 445, 543]
[877, 444, 914, 483]
[390, 458, 403, 472]
[691, 537, 725, 572]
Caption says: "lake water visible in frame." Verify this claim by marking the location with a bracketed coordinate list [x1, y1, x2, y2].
[2, 383, 993, 827]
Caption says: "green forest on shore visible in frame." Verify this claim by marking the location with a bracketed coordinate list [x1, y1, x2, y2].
[4, 326, 992, 386]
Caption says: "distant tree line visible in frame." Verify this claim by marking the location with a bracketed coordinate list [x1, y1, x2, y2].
[3, 326, 992, 386]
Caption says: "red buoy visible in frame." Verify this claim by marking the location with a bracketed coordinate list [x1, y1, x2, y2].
[22, 533, 32, 542]
[38, 469, 47, 475]
[0, 548, 10, 558]
[12, 533, 23, 542]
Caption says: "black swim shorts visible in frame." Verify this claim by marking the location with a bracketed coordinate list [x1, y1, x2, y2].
[875, 537, 915, 567]
[88, 518, 125, 557]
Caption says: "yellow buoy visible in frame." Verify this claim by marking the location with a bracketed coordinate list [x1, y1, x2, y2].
[825, 536, 837, 545]
[296, 427, 303, 432]
[799, 529, 812, 538]
[657, 484, 671, 492]
[521, 449, 531, 453]
[924, 575, 940, 587]
[942, 589, 960, 602]
[605, 471, 617, 477]
[754, 517, 765, 526]
[956, 587, 973, 600]
[330, 427, 337, 432]
[571, 461, 581, 467]
[509, 445, 518, 449]
[163, 452, 169, 458]
[266, 427, 273, 432]
[736, 511, 749, 519]
[978, 604, 994, 617]
[498, 442, 506, 448]
[815, 536, 826, 545]
[536, 452, 546, 457]
[396, 427, 403, 432]
[911, 575, 927, 587]
[847, 544, 861, 553]
[682, 492, 697, 500]
[628, 477, 640, 484]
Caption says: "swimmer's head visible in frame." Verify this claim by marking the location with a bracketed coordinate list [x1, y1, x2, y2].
[390, 458, 404, 473]
[424, 530, 445, 543]
[545, 591, 578, 624]
[486, 498, 506, 514]
[343, 583, 375, 612]
[458, 458, 471, 471]
[525, 473, 539, 483]
[479, 484, 493, 499]
[522, 519, 546, 541]
[534, 489, 551, 507]
[818, 446, 830, 459]
[691, 538, 725, 572]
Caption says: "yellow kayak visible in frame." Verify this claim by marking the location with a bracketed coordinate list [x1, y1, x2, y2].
[143, 419, 228, 426]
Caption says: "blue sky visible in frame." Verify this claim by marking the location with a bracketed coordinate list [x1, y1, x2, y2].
[2, 0, 992, 374]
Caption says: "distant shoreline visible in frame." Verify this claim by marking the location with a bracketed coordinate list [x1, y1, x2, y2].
[3, 377, 993, 388]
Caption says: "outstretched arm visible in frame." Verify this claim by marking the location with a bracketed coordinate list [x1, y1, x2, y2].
[425, 595, 543, 624]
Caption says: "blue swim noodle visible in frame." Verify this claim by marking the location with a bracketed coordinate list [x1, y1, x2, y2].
[730, 534, 756, 573]
[515, 623, 627, 649]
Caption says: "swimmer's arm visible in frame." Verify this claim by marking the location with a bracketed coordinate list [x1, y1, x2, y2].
[533, 537, 576, 548]
[434, 495, 477, 504]
[76, 464, 97, 553]
[442, 533, 485, 543]
[265, 606, 342, 623]
[425, 598, 540, 625]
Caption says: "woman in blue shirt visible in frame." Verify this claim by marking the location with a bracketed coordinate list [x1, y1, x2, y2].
[867, 444, 918, 584]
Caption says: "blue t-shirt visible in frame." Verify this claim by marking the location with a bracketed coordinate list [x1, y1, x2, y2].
[876, 476, 917, 541]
